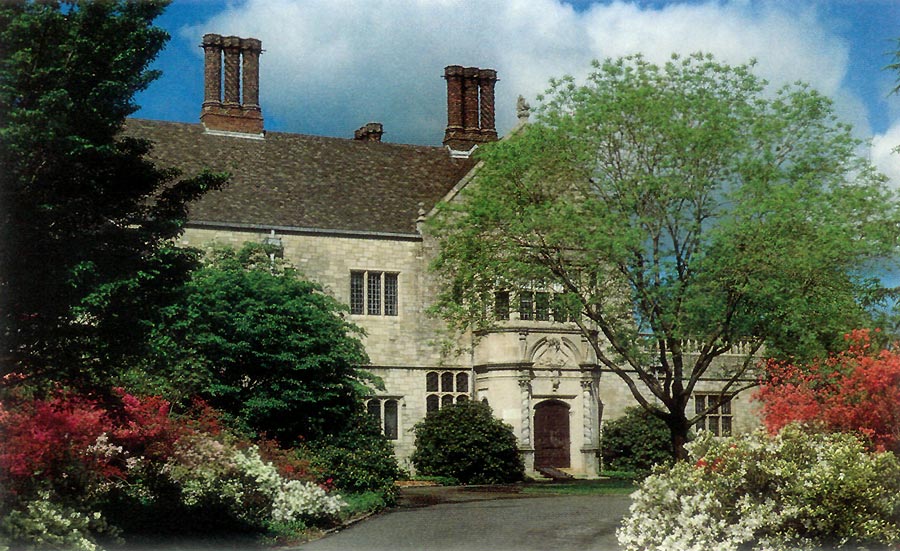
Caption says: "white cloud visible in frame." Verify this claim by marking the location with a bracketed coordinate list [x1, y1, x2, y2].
[871, 123, 900, 188]
[177, 0, 881, 151]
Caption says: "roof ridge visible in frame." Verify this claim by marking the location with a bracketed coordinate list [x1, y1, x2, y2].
[125, 117, 448, 152]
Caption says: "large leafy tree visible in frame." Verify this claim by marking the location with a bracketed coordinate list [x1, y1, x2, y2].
[134, 244, 374, 444]
[0, 1, 224, 388]
[430, 53, 900, 459]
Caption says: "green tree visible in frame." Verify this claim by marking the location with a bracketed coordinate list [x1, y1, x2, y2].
[137, 244, 374, 444]
[430, 53, 900, 460]
[0, 1, 224, 389]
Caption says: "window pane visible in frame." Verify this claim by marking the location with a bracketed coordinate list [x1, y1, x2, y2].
[695, 396, 705, 415]
[535, 292, 550, 321]
[494, 291, 510, 320]
[384, 273, 398, 316]
[350, 272, 365, 315]
[456, 373, 469, 393]
[441, 372, 454, 392]
[456, 395, 468, 403]
[366, 399, 381, 420]
[426, 394, 439, 413]
[709, 417, 720, 436]
[519, 292, 533, 320]
[367, 272, 382, 315]
[426, 372, 438, 392]
[720, 398, 731, 415]
[721, 416, 732, 437]
[441, 394, 454, 407]
[384, 400, 398, 440]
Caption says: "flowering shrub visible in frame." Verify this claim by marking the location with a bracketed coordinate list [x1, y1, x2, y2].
[0, 393, 120, 502]
[156, 437, 345, 529]
[755, 329, 900, 452]
[618, 426, 900, 551]
[1, 390, 346, 549]
[0, 493, 118, 551]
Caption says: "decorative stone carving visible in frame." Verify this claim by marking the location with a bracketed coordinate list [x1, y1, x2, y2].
[518, 377, 532, 446]
[533, 338, 571, 369]
[517, 95, 531, 122]
[581, 379, 594, 443]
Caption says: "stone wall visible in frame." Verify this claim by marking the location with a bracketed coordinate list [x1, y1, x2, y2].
[180, 226, 762, 476]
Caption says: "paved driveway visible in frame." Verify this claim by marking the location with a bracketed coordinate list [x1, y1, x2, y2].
[297, 488, 631, 551]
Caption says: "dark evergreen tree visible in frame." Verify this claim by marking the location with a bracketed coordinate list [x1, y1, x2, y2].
[0, 1, 225, 388]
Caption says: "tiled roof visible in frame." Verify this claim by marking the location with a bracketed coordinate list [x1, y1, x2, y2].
[124, 119, 477, 235]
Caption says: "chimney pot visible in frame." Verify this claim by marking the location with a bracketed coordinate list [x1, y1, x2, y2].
[442, 65, 499, 151]
[354, 122, 384, 142]
[200, 34, 264, 136]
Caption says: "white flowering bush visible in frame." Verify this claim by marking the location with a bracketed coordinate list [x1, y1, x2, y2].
[618, 426, 900, 551]
[161, 436, 346, 529]
[272, 480, 345, 523]
[0, 493, 117, 551]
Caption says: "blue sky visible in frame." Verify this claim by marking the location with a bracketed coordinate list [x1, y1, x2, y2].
[135, 0, 900, 184]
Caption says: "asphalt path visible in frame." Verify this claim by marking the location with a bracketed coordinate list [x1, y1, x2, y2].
[296, 489, 632, 551]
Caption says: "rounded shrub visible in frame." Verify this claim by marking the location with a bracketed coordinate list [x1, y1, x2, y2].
[300, 412, 403, 502]
[618, 426, 900, 551]
[601, 406, 674, 475]
[411, 401, 524, 485]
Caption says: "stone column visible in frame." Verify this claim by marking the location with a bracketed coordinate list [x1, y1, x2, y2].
[201, 34, 223, 107]
[518, 376, 535, 473]
[580, 378, 600, 477]
[222, 35, 242, 107]
[581, 379, 594, 443]
[519, 377, 533, 447]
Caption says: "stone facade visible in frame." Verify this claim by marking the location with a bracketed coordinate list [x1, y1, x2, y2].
[130, 34, 763, 479]
[180, 222, 761, 477]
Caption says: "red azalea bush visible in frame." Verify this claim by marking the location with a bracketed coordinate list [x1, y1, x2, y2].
[755, 329, 900, 452]
[0, 388, 348, 550]
[0, 389, 187, 502]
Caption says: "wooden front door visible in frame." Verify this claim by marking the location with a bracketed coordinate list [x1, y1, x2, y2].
[534, 400, 570, 468]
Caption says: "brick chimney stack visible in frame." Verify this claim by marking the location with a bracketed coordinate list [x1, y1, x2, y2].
[442, 65, 499, 151]
[354, 122, 384, 142]
[200, 34, 264, 136]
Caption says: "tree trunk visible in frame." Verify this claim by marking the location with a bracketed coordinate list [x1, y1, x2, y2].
[666, 413, 691, 461]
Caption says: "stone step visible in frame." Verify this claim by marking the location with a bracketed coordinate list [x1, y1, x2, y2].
[534, 466, 575, 480]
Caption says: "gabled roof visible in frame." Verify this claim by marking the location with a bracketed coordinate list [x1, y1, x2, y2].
[124, 119, 478, 236]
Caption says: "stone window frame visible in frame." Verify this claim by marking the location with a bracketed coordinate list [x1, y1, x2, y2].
[493, 288, 579, 322]
[366, 396, 401, 440]
[425, 370, 470, 413]
[350, 270, 399, 316]
[694, 393, 733, 436]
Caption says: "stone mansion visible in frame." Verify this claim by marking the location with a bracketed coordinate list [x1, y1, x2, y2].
[126, 34, 759, 477]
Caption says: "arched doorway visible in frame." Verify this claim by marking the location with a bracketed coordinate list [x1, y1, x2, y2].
[534, 400, 570, 469]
